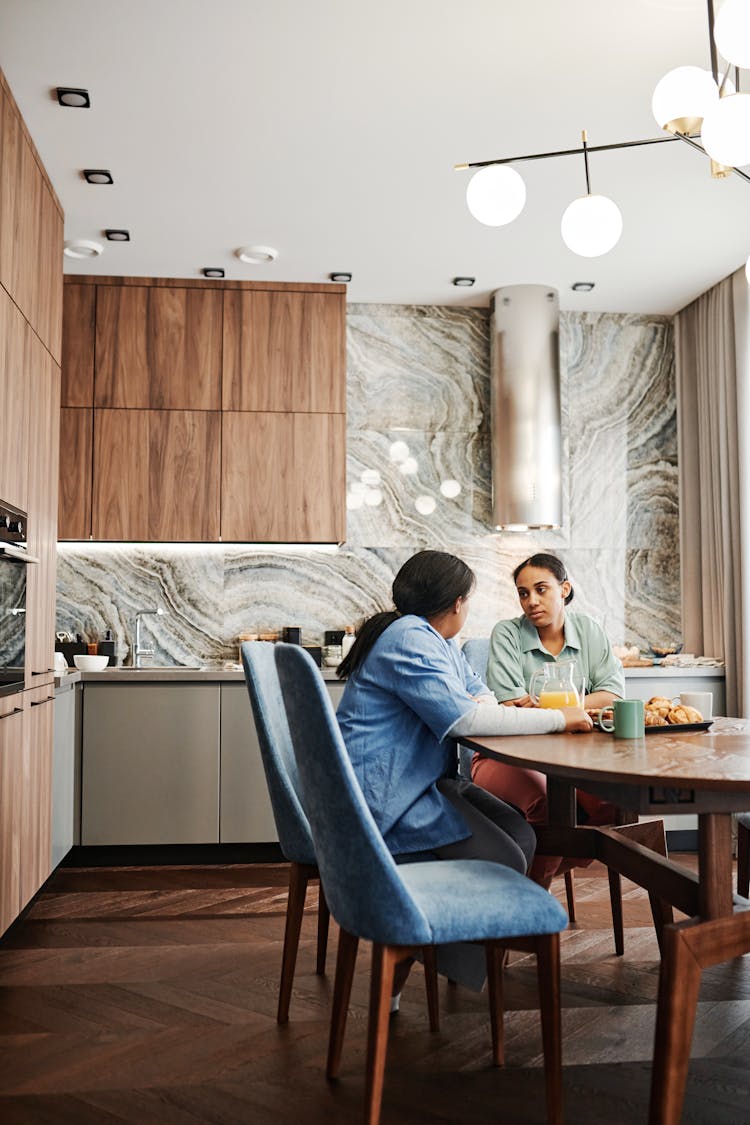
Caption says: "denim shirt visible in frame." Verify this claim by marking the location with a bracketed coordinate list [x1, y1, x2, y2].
[336, 615, 486, 855]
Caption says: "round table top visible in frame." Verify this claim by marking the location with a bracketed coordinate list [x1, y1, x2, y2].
[462, 717, 750, 793]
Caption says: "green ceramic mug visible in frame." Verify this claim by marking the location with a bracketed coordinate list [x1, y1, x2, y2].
[598, 699, 645, 739]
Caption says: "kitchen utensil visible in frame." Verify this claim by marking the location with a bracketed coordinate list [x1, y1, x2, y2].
[529, 661, 583, 708]
[597, 699, 645, 738]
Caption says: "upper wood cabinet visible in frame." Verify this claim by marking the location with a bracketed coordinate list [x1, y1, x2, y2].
[0, 287, 30, 512]
[61, 285, 95, 407]
[221, 411, 346, 543]
[223, 289, 345, 413]
[93, 408, 221, 541]
[0, 76, 63, 361]
[95, 285, 223, 410]
[58, 408, 92, 539]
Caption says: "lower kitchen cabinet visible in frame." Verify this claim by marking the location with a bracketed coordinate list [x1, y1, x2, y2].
[52, 678, 78, 868]
[219, 678, 345, 843]
[81, 683, 221, 845]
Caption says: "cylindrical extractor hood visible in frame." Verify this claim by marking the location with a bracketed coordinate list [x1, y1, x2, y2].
[490, 284, 562, 530]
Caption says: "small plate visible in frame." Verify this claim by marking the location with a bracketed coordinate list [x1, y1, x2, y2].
[645, 720, 713, 735]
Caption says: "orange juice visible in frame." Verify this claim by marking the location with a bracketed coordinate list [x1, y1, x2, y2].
[539, 690, 579, 708]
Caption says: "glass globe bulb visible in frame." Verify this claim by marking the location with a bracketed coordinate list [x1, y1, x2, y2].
[466, 164, 526, 226]
[714, 0, 750, 69]
[701, 93, 750, 168]
[560, 194, 623, 258]
[651, 66, 720, 133]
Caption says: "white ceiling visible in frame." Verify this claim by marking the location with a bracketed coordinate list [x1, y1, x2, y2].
[1, 0, 748, 313]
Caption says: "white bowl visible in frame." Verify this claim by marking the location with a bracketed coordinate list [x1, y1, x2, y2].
[73, 654, 110, 671]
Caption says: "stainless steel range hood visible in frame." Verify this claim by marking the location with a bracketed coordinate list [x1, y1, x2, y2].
[490, 284, 562, 530]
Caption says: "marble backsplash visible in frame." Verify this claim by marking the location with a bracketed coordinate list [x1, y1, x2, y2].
[56, 304, 678, 665]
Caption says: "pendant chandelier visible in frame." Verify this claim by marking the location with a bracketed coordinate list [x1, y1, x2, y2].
[457, 0, 750, 273]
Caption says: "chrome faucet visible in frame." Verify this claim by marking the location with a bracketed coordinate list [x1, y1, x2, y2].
[134, 608, 164, 668]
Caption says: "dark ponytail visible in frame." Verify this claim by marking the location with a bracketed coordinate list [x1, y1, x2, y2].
[338, 550, 476, 678]
[513, 552, 574, 605]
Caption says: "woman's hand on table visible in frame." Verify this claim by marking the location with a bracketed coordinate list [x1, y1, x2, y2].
[560, 707, 594, 733]
[501, 694, 534, 708]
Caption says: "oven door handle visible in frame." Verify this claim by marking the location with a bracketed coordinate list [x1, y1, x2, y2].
[0, 544, 38, 563]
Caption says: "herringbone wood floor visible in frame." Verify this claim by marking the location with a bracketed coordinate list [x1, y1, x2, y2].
[1, 857, 749, 1124]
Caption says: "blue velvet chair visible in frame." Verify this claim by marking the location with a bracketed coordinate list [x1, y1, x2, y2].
[275, 641, 567, 1125]
[241, 641, 331, 1023]
[461, 636, 625, 950]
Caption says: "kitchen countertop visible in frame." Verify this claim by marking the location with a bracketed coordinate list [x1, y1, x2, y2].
[69, 664, 723, 684]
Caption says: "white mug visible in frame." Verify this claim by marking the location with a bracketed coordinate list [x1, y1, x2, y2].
[679, 691, 713, 719]
[53, 651, 68, 673]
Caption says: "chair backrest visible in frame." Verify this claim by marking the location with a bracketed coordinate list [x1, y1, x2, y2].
[240, 641, 316, 866]
[462, 637, 490, 679]
[274, 642, 433, 946]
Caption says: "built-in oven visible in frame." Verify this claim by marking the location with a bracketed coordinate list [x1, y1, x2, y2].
[0, 502, 35, 697]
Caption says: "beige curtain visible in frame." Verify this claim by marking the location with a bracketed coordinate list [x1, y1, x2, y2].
[675, 268, 750, 716]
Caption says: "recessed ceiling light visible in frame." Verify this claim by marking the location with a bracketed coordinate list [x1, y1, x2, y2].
[63, 239, 103, 259]
[202, 267, 225, 278]
[329, 272, 352, 283]
[56, 86, 90, 108]
[104, 229, 130, 241]
[83, 169, 113, 185]
[453, 276, 476, 287]
[571, 281, 595, 292]
[235, 245, 278, 264]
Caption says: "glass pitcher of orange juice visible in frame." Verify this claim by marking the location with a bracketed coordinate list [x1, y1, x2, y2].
[529, 661, 584, 709]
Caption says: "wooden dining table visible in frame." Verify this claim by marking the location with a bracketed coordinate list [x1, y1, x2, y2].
[462, 717, 750, 1125]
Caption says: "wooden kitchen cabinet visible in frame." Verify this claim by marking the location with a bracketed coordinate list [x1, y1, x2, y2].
[0, 701, 24, 934]
[0, 287, 30, 513]
[81, 683, 221, 845]
[52, 678, 77, 869]
[61, 284, 95, 407]
[92, 408, 221, 540]
[222, 288, 346, 413]
[25, 327, 60, 686]
[95, 285, 223, 410]
[20, 687, 54, 909]
[221, 410, 346, 542]
[59, 408, 93, 539]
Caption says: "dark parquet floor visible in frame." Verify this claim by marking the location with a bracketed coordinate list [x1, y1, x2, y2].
[1, 856, 749, 1124]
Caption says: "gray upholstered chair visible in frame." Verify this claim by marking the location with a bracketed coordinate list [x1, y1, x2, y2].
[738, 812, 750, 897]
[275, 641, 567, 1125]
[241, 641, 331, 1023]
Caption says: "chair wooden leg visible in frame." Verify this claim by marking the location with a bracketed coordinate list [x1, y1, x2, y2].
[738, 821, 750, 899]
[608, 868, 625, 956]
[316, 885, 330, 975]
[564, 869, 576, 922]
[278, 861, 313, 1024]
[535, 932, 563, 1125]
[485, 942, 505, 1066]
[365, 945, 404, 1125]
[327, 928, 359, 1080]
[422, 945, 439, 1032]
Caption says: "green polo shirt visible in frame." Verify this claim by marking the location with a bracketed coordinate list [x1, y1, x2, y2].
[486, 612, 625, 703]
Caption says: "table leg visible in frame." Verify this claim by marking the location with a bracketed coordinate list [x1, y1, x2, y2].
[698, 813, 733, 918]
[648, 923, 702, 1125]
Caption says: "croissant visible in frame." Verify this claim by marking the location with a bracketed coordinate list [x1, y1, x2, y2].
[647, 696, 672, 718]
[667, 705, 703, 725]
[645, 710, 668, 726]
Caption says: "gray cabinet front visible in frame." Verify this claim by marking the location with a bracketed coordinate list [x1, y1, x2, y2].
[81, 683, 220, 844]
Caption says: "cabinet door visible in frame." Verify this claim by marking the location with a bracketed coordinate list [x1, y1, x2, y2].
[34, 181, 63, 363]
[81, 683, 220, 845]
[221, 411, 345, 542]
[0, 287, 30, 512]
[20, 688, 54, 910]
[93, 408, 221, 540]
[59, 408, 93, 539]
[25, 329, 60, 685]
[223, 289, 345, 413]
[95, 285, 222, 409]
[52, 683, 76, 869]
[0, 701, 24, 935]
[61, 284, 95, 406]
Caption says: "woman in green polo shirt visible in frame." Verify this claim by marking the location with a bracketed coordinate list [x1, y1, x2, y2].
[471, 552, 624, 886]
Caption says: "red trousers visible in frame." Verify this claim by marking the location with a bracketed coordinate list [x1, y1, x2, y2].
[470, 752, 619, 887]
